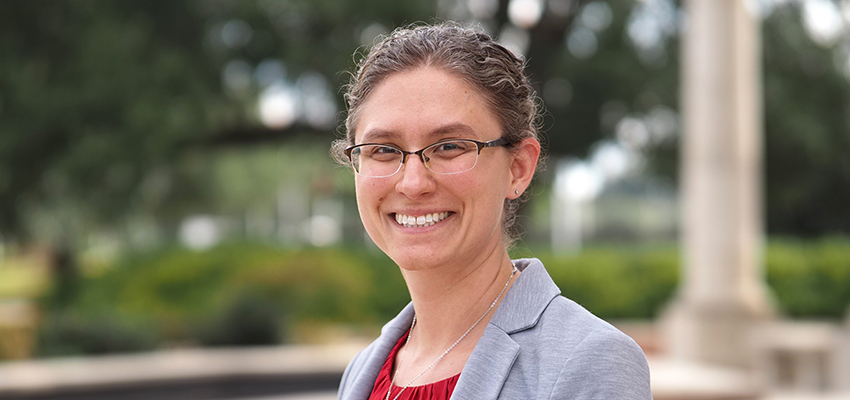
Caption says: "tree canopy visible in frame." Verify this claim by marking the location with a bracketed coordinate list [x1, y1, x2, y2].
[0, 0, 847, 249]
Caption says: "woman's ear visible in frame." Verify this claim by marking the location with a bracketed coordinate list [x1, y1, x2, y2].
[507, 137, 541, 199]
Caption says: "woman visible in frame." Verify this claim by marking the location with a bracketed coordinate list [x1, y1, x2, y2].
[334, 23, 651, 400]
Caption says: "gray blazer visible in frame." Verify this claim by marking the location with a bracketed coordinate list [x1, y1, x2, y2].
[338, 258, 652, 399]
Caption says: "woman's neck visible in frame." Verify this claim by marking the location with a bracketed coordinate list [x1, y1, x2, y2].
[398, 247, 518, 356]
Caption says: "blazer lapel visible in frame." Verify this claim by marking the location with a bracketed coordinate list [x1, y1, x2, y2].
[449, 258, 559, 400]
[450, 325, 520, 400]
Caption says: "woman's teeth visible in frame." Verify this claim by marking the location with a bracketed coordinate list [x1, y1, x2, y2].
[395, 212, 450, 228]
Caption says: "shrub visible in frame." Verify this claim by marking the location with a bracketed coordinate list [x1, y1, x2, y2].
[766, 238, 850, 318]
[34, 237, 850, 356]
[36, 311, 159, 357]
[539, 247, 679, 319]
[194, 291, 285, 347]
[63, 243, 376, 348]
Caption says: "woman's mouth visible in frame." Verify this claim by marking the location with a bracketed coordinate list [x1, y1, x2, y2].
[393, 212, 451, 228]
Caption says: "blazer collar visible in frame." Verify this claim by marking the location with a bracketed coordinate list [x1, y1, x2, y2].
[490, 258, 562, 333]
[451, 325, 520, 399]
[452, 258, 561, 399]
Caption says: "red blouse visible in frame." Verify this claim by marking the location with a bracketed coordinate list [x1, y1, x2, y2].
[368, 330, 460, 400]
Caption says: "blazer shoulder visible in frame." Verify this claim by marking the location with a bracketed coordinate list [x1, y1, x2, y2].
[542, 298, 652, 399]
[505, 295, 650, 399]
[534, 295, 626, 339]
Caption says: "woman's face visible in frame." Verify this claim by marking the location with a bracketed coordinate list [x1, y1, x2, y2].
[352, 67, 528, 271]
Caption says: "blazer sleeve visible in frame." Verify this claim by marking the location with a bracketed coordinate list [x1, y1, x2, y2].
[548, 328, 652, 399]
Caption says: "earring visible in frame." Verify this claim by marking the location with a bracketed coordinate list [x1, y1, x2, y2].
[515, 190, 519, 195]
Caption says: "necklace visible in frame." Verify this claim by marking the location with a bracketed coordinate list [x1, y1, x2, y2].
[386, 265, 518, 400]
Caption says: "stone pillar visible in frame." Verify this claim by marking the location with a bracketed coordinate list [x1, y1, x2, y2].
[661, 0, 774, 368]
[836, 310, 850, 390]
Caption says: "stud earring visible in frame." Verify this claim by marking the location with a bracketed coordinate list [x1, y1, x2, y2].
[515, 190, 519, 195]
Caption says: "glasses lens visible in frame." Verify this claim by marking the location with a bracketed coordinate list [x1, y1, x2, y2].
[351, 145, 403, 177]
[423, 140, 478, 174]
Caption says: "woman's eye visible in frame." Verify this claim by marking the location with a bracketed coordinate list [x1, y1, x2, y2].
[373, 146, 400, 155]
[434, 141, 471, 153]
[366, 145, 401, 161]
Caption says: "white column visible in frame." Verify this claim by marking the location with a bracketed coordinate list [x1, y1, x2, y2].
[661, 0, 774, 368]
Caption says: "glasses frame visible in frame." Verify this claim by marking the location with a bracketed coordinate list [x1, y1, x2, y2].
[344, 137, 510, 177]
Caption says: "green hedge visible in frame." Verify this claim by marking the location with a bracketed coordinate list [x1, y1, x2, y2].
[73, 245, 364, 320]
[766, 238, 850, 318]
[34, 238, 850, 356]
[37, 244, 391, 356]
[536, 239, 850, 320]
[538, 247, 680, 319]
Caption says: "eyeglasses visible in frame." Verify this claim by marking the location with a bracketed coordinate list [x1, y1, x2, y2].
[344, 138, 510, 178]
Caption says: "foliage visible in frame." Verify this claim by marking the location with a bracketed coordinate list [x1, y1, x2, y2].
[761, 6, 850, 235]
[193, 290, 285, 347]
[35, 311, 160, 357]
[32, 238, 850, 356]
[539, 247, 680, 319]
[766, 238, 850, 319]
[527, 0, 679, 159]
[540, 239, 850, 320]
[0, 0, 437, 244]
[76, 244, 374, 332]
[0, 1, 231, 241]
[0, 263, 49, 299]
[1, 0, 848, 254]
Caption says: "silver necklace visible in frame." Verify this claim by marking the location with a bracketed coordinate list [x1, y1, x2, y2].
[386, 265, 518, 400]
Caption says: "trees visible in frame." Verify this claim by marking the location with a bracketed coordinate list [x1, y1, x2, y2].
[761, 5, 850, 235]
[0, 1, 226, 245]
[0, 0, 847, 250]
[0, 0, 437, 247]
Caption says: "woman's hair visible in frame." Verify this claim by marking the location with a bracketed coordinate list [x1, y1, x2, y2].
[332, 22, 544, 246]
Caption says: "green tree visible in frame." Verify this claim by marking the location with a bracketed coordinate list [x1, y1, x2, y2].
[2, 0, 847, 259]
[0, 0, 437, 304]
[761, 5, 850, 235]
[0, 0, 442, 241]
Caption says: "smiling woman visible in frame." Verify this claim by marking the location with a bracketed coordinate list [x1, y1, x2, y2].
[332, 23, 651, 400]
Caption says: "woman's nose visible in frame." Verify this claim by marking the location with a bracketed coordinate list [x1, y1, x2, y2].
[395, 154, 436, 198]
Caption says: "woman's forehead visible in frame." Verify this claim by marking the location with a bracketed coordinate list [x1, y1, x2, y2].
[352, 68, 501, 144]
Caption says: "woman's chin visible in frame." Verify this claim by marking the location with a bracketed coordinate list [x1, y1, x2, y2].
[387, 247, 452, 272]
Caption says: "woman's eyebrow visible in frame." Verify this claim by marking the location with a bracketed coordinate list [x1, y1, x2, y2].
[359, 129, 398, 143]
[359, 123, 476, 143]
[429, 123, 475, 137]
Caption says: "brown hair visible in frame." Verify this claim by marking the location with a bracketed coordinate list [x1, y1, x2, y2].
[332, 22, 543, 246]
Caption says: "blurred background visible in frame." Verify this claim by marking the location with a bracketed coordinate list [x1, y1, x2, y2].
[0, 0, 849, 399]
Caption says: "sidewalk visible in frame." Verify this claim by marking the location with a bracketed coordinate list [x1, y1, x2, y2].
[1, 344, 848, 400]
[0, 343, 364, 399]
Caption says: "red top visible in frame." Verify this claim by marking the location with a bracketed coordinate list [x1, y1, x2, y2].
[368, 330, 460, 400]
